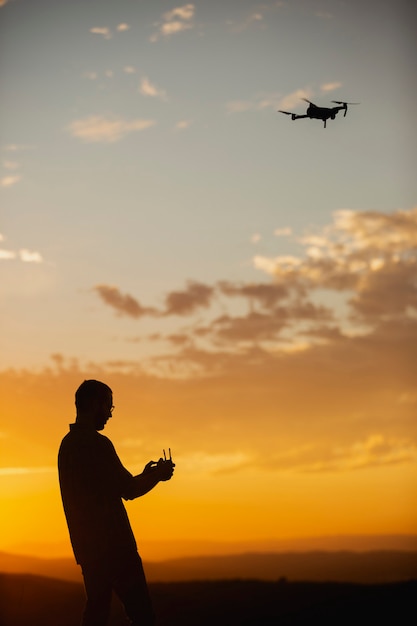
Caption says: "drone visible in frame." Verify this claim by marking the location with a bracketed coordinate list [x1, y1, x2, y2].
[278, 98, 359, 128]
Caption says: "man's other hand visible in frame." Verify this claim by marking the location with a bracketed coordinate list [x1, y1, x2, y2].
[156, 457, 175, 481]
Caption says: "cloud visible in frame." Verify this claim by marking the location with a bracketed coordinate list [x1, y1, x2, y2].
[226, 3, 288, 34]
[94, 281, 215, 319]
[116, 23, 130, 32]
[0, 234, 43, 263]
[274, 227, 292, 237]
[90, 208, 417, 436]
[196, 297, 332, 345]
[3, 144, 34, 152]
[278, 88, 313, 111]
[84, 71, 98, 80]
[227, 88, 316, 115]
[0, 249, 16, 260]
[93, 285, 158, 318]
[0, 466, 54, 476]
[19, 249, 43, 263]
[90, 26, 112, 39]
[227, 11, 265, 34]
[68, 116, 156, 143]
[218, 281, 291, 309]
[2, 160, 20, 170]
[0, 248, 43, 263]
[321, 81, 342, 92]
[177, 434, 417, 476]
[254, 208, 417, 323]
[164, 281, 214, 316]
[139, 77, 168, 100]
[287, 435, 417, 474]
[2, 311, 417, 477]
[226, 92, 282, 114]
[151, 3, 195, 42]
[180, 451, 251, 475]
[164, 4, 195, 21]
[206, 311, 289, 343]
[0, 174, 21, 187]
[174, 120, 192, 131]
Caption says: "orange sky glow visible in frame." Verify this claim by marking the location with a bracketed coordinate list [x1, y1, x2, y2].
[1, 318, 416, 561]
[1, 0, 416, 564]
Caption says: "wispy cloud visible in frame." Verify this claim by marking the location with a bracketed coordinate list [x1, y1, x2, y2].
[139, 77, 168, 100]
[89, 26, 112, 39]
[19, 249, 43, 263]
[277, 88, 314, 111]
[321, 81, 342, 92]
[174, 120, 192, 132]
[227, 11, 265, 34]
[0, 234, 44, 263]
[150, 3, 195, 42]
[93, 285, 159, 318]
[0, 174, 21, 187]
[2, 160, 20, 170]
[3, 143, 34, 152]
[286, 435, 417, 474]
[180, 451, 251, 475]
[227, 88, 314, 114]
[94, 281, 215, 318]
[164, 4, 195, 21]
[116, 23, 130, 32]
[274, 227, 292, 237]
[0, 466, 54, 476]
[164, 281, 214, 316]
[68, 115, 156, 143]
[226, 2, 287, 34]
[226, 92, 282, 113]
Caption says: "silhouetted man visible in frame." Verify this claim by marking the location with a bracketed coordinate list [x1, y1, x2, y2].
[58, 379, 174, 626]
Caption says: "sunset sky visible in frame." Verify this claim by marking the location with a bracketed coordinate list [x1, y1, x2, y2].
[1, 0, 416, 562]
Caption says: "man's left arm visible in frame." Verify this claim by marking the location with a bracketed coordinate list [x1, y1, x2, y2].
[125, 459, 175, 499]
[104, 438, 175, 500]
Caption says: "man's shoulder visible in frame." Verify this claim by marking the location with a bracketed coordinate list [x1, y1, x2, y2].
[59, 426, 114, 451]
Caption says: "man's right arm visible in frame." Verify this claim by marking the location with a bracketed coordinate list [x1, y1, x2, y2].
[123, 459, 175, 500]
[103, 437, 174, 500]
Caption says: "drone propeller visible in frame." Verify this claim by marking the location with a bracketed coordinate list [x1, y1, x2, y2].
[278, 110, 292, 115]
[331, 100, 360, 116]
[331, 101, 360, 105]
[301, 98, 314, 104]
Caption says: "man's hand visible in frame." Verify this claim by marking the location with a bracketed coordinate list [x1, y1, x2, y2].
[143, 460, 158, 474]
[156, 457, 175, 481]
[142, 458, 175, 481]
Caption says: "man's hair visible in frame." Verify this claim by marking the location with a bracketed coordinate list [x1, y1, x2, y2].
[75, 380, 112, 411]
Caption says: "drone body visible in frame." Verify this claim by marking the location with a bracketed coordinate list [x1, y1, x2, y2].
[279, 99, 359, 128]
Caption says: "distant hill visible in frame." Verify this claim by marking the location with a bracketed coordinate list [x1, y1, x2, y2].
[0, 551, 82, 583]
[1, 574, 416, 626]
[8, 533, 417, 561]
[1, 549, 417, 584]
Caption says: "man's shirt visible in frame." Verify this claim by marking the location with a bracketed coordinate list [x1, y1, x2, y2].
[58, 423, 139, 564]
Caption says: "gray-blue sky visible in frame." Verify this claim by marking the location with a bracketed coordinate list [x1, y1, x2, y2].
[0, 0, 416, 368]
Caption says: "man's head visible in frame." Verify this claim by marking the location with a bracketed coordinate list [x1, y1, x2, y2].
[75, 380, 113, 430]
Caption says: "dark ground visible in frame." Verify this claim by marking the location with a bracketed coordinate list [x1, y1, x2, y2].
[1, 574, 416, 625]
